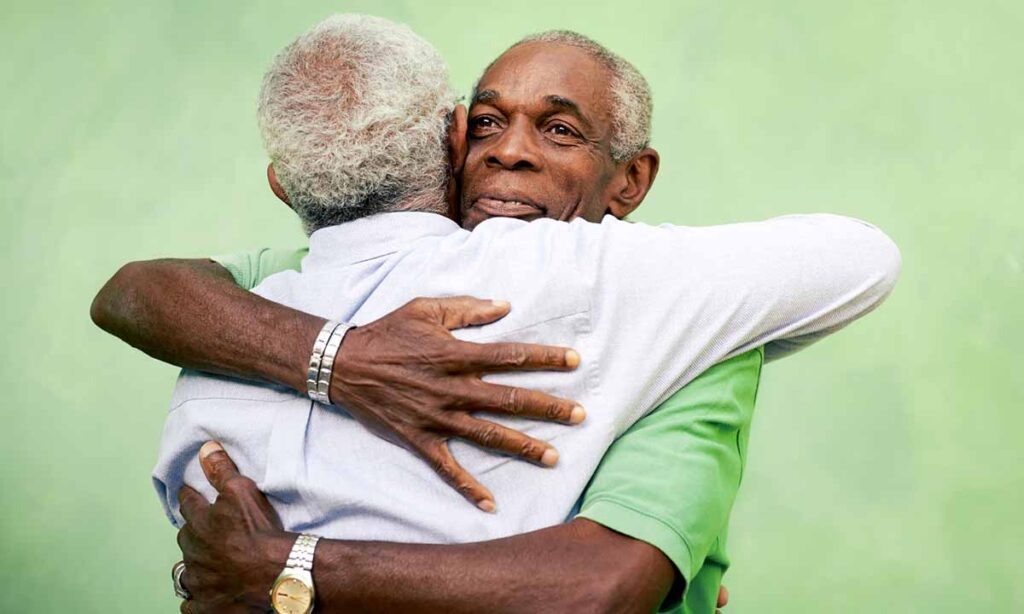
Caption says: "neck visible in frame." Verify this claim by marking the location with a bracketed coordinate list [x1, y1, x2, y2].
[389, 190, 451, 220]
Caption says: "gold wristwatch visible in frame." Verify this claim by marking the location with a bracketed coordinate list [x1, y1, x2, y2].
[270, 534, 320, 614]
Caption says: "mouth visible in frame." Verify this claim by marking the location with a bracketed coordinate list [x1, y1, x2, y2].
[470, 196, 545, 219]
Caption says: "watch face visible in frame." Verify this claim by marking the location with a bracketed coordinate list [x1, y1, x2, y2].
[272, 576, 313, 614]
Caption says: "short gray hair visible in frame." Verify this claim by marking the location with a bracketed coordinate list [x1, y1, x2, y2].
[509, 31, 652, 162]
[258, 15, 456, 234]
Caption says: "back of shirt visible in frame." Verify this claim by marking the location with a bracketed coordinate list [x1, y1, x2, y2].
[153, 212, 900, 543]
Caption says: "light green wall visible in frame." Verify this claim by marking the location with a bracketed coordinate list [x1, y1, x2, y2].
[2, 1, 1021, 611]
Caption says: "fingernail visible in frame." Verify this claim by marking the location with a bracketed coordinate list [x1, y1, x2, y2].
[199, 441, 223, 460]
[541, 448, 559, 467]
[478, 499, 496, 513]
[491, 300, 510, 309]
[565, 350, 580, 368]
[569, 405, 586, 424]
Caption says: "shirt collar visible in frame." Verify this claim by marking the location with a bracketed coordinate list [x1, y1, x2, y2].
[304, 212, 462, 270]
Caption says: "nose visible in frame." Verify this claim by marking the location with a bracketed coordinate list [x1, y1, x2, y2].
[485, 118, 542, 171]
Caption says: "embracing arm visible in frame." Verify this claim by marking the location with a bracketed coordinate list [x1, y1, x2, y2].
[91, 257, 583, 508]
[308, 519, 670, 613]
[91, 258, 318, 390]
[178, 443, 674, 614]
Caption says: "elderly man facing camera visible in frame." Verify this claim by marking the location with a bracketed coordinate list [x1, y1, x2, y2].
[93, 15, 900, 614]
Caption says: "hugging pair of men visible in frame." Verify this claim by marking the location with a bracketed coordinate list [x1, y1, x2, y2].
[93, 14, 900, 614]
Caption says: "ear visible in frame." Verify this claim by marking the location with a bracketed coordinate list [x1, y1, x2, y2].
[445, 104, 468, 221]
[267, 163, 292, 209]
[448, 104, 468, 175]
[607, 148, 660, 219]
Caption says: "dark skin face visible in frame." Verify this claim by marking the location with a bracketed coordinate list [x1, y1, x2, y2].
[460, 42, 659, 229]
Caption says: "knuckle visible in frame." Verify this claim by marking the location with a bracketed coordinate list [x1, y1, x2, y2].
[519, 439, 541, 459]
[507, 347, 528, 366]
[224, 476, 255, 495]
[404, 297, 431, 316]
[501, 387, 522, 414]
[494, 345, 527, 367]
[426, 451, 454, 478]
[474, 424, 504, 448]
[546, 400, 567, 420]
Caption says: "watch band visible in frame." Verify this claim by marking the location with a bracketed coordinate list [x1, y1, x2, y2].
[286, 533, 320, 572]
[315, 322, 353, 405]
[271, 534, 321, 614]
[307, 320, 341, 404]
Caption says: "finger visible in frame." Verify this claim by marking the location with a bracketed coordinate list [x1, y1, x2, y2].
[177, 485, 208, 524]
[416, 438, 496, 512]
[464, 381, 585, 424]
[718, 584, 729, 608]
[176, 525, 193, 556]
[197, 441, 240, 493]
[179, 565, 196, 597]
[456, 340, 580, 373]
[416, 296, 512, 330]
[454, 415, 559, 467]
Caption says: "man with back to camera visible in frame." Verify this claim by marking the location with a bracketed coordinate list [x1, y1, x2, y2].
[92, 15, 901, 614]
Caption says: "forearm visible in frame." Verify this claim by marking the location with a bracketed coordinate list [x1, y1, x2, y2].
[90, 258, 321, 390]
[298, 519, 672, 614]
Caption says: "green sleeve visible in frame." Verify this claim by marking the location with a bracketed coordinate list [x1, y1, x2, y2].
[576, 348, 764, 613]
[211, 247, 308, 290]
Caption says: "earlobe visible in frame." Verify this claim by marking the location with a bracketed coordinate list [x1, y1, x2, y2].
[267, 163, 292, 207]
[608, 148, 660, 219]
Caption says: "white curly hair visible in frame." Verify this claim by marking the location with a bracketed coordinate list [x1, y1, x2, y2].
[257, 14, 457, 234]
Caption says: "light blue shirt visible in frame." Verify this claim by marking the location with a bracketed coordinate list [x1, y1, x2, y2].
[153, 212, 900, 542]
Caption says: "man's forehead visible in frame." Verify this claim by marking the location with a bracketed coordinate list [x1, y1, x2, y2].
[472, 42, 612, 121]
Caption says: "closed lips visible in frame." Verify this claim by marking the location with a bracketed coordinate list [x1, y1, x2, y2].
[473, 197, 544, 217]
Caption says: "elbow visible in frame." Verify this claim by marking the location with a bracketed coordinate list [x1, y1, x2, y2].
[880, 234, 902, 297]
[90, 260, 149, 333]
[863, 223, 903, 301]
[827, 214, 903, 301]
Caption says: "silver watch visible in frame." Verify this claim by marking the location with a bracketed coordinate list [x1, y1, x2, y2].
[269, 534, 320, 614]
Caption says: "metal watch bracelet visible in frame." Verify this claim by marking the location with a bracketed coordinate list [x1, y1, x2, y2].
[306, 321, 353, 405]
[306, 320, 340, 403]
[287, 534, 320, 572]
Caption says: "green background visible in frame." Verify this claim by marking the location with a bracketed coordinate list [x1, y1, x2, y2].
[2, 0, 1021, 611]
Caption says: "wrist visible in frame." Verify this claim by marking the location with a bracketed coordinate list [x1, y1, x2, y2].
[259, 531, 298, 588]
[282, 315, 329, 393]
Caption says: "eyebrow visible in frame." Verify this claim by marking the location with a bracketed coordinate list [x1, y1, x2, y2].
[473, 89, 500, 104]
[471, 90, 594, 131]
[544, 95, 593, 130]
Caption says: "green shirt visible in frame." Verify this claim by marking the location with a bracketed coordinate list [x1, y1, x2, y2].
[214, 248, 763, 614]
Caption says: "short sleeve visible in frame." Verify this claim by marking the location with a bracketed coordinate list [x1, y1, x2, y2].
[576, 347, 764, 611]
[211, 247, 308, 290]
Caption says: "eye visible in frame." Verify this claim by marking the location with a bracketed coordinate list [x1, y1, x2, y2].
[545, 122, 580, 140]
[469, 115, 501, 137]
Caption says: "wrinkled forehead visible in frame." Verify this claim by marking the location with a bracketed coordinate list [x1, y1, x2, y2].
[473, 42, 614, 129]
